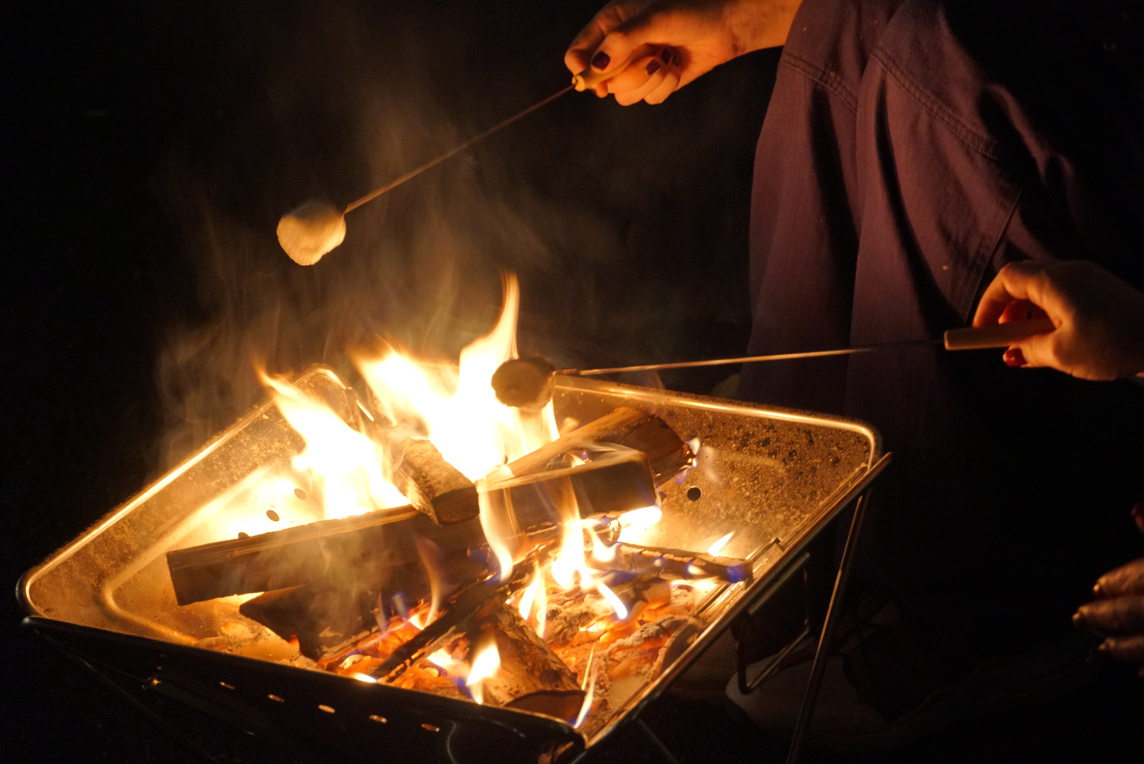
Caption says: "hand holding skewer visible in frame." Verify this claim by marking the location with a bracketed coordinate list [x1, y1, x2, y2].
[564, 0, 801, 105]
[973, 260, 1144, 380]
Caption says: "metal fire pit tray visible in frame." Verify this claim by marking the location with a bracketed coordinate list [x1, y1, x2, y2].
[19, 365, 882, 762]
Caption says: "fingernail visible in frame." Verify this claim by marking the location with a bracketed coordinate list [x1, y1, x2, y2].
[646, 60, 661, 75]
[1093, 581, 1105, 597]
[1072, 610, 1087, 627]
[1003, 347, 1026, 367]
[591, 51, 611, 71]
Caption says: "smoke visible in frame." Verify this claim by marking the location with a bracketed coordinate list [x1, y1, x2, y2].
[150, 0, 775, 468]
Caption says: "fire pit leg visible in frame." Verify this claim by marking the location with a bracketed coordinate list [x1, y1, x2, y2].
[784, 487, 876, 764]
[635, 718, 682, 764]
[734, 551, 811, 696]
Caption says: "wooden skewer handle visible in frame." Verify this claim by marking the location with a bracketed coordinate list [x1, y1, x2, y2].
[943, 317, 1055, 350]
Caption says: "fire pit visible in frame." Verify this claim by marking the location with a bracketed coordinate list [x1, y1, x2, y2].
[20, 364, 883, 762]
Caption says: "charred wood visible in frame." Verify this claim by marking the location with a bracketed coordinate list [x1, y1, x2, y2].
[239, 585, 374, 661]
[167, 506, 485, 605]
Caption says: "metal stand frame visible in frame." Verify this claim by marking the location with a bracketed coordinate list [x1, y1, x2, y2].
[731, 453, 891, 764]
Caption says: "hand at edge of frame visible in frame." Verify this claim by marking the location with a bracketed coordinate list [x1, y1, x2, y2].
[973, 259, 1144, 381]
[564, 0, 802, 105]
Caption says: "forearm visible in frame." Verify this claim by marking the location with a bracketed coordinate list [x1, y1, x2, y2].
[722, 0, 805, 52]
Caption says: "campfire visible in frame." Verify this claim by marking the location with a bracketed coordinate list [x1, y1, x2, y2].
[162, 274, 754, 736]
[19, 274, 883, 761]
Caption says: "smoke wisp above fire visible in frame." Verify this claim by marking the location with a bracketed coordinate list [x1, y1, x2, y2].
[151, 0, 770, 467]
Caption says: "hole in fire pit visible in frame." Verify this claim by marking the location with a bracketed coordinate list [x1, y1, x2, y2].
[294, 487, 307, 500]
[318, 704, 336, 714]
[369, 715, 387, 724]
[268, 694, 284, 703]
[686, 486, 702, 501]
[266, 509, 280, 522]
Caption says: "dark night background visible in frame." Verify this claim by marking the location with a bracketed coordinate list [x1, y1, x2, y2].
[4, 2, 1143, 761]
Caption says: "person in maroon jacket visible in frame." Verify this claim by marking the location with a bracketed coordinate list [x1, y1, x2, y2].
[569, 0, 1144, 749]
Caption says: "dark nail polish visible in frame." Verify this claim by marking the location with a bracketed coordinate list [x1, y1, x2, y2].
[646, 60, 661, 75]
[1003, 347, 1026, 367]
[591, 51, 611, 71]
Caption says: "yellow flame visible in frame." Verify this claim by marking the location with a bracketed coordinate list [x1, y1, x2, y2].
[596, 579, 629, 621]
[355, 274, 556, 483]
[707, 532, 734, 556]
[477, 469, 519, 582]
[427, 647, 467, 678]
[575, 650, 598, 728]
[587, 523, 615, 563]
[518, 563, 541, 622]
[260, 370, 407, 519]
[534, 571, 548, 639]
[617, 506, 662, 541]
[466, 641, 501, 704]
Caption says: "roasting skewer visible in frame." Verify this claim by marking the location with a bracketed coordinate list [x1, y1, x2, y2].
[277, 57, 640, 265]
[493, 317, 1055, 408]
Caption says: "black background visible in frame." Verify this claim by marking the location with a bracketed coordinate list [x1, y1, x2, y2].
[4, 2, 1143, 761]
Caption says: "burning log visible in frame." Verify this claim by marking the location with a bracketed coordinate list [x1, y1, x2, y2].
[506, 406, 693, 486]
[486, 451, 657, 528]
[239, 585, 373, 660]
[455, 602, 585, 720]
[590, 542, 753, 584]
[166, 506, 481, 605]
[388, 435, 478, 524]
